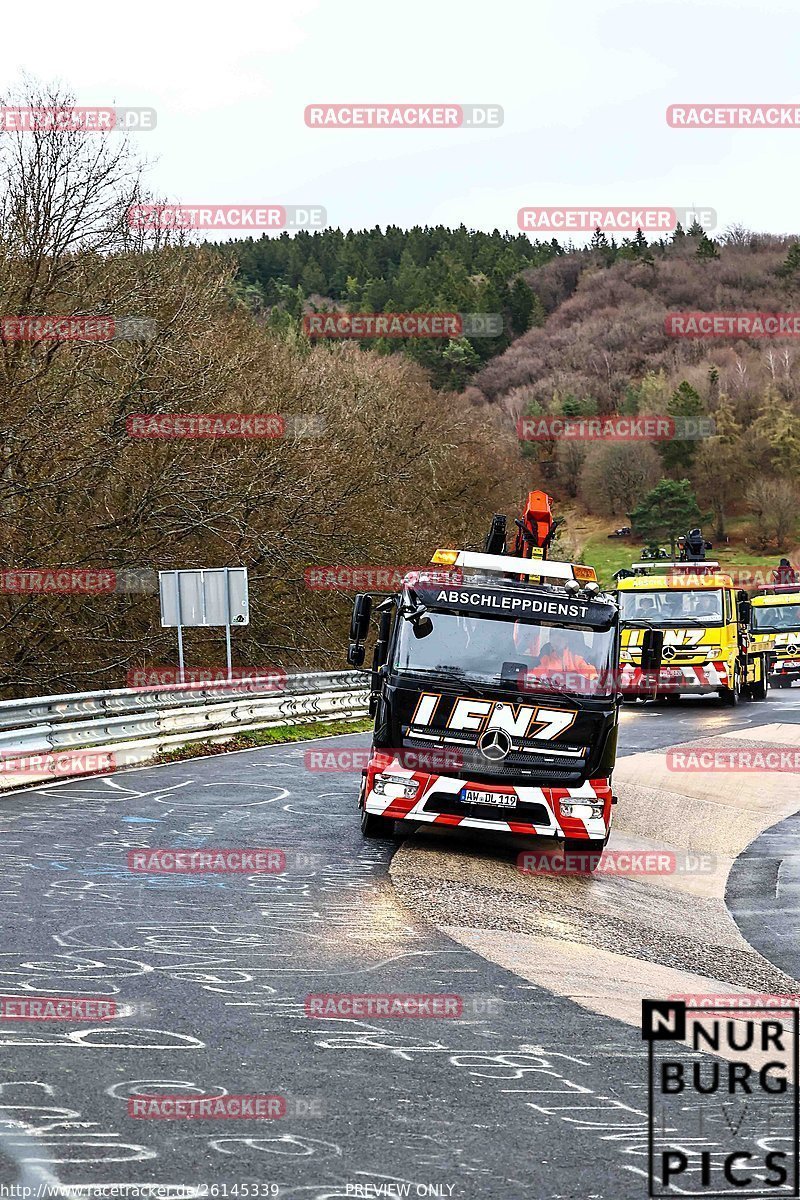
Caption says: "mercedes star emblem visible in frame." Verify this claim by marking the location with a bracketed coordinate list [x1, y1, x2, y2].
[661, 645, 677, 660]
[478, 728, 513, 761]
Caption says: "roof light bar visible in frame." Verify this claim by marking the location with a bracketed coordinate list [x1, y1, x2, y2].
[432, 549, 597, 584]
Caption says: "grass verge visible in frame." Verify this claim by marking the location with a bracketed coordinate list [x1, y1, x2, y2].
[151, 716, 374, 765]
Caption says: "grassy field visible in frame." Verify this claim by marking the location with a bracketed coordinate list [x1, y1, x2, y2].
[561, 509, 796, 589]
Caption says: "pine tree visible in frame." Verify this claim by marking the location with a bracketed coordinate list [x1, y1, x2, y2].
[631, 480, 709, 557]
[440, 338, 481, 389]
[672, 222, 686, 243]
[633, 228, 648, 254]
[661, 381, 705, 471]
[530, 293, 547, 327]
[778, 242, 800, 279]
[508, 277, 536, 335]
[695, 393, 744, 539]
[300, 258, 327, 296]
[751, 388, 800, 477]
[695, 234, 720, 260]
[708, 365, 720, 406]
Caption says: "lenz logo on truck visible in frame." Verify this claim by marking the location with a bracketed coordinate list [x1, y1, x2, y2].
[411, 693, 577, 741]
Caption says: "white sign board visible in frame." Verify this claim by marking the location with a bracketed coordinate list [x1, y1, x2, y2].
[159, 568, 249, 628]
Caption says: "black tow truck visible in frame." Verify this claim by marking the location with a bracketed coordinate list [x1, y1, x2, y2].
[347, 494, 664, 862]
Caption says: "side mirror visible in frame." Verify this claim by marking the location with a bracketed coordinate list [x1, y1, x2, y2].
[412, 615, 433, 639]
[347, 643, 366, 667]
[641, 628, 664, 672]
[738, 598, 752, 624]
[350, 593, 373, 642]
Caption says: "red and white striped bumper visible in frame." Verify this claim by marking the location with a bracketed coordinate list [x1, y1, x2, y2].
[772, 657, 800, 676]
[362, 754, 611, 840]
[620, 662, 729, 694]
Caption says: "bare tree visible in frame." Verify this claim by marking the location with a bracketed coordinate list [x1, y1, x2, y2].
[746, 479, 798, 550]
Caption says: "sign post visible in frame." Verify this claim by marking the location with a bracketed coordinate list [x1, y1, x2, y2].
[158, 568, 249, 682]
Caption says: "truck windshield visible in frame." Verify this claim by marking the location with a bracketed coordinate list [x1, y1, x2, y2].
[619, 589, 724, 624]
[752, 603, 800, 631]
[393, 611, 617, 697]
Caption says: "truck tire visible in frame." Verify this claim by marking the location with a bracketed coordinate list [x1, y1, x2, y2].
[360, 806, 396, 839]
[750, 672, 768, 701]
[719, 664, 741, 706]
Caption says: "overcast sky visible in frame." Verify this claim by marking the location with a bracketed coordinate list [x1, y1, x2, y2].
[4, 0, 799, 241]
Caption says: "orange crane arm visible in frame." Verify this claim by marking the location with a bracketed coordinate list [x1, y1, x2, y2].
[513, 490, 561, 559]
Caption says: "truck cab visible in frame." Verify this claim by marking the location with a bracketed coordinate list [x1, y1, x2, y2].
[348, 549, 662, 862]
[616, 563, 769, 704]
[750, 588, 800, 688]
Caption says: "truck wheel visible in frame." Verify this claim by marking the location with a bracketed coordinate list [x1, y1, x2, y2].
[750, 673, 768, 701]
[360, 806, 396, 839]
[719, 665, 741, 707]
[563, 837, 606, 872]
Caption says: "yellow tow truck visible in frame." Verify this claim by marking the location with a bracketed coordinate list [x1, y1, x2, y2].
[750, 587, 800, 689]
[615, 560, 770, 705]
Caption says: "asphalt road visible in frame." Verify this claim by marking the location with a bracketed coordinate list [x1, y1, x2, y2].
[0, 688, 796, 1200]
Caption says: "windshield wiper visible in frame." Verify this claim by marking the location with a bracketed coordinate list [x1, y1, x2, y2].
[626, 616, 715, 626]
[394, 666, 484, 693]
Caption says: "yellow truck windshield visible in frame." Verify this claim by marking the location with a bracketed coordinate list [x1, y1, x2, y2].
[752, 603, 800, 632]
[619, 589, 724, 624]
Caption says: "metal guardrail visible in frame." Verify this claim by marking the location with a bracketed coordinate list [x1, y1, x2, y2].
[0, 671, 371, 790]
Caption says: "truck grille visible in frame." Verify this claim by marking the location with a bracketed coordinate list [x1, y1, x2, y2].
[401, 737, 585, 784]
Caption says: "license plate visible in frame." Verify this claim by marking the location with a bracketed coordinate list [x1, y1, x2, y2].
[460, 788, 517, 809]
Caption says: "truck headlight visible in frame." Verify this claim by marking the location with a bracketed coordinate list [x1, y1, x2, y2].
[559, 799, 605, 820]
[373, 774, 419, 799]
